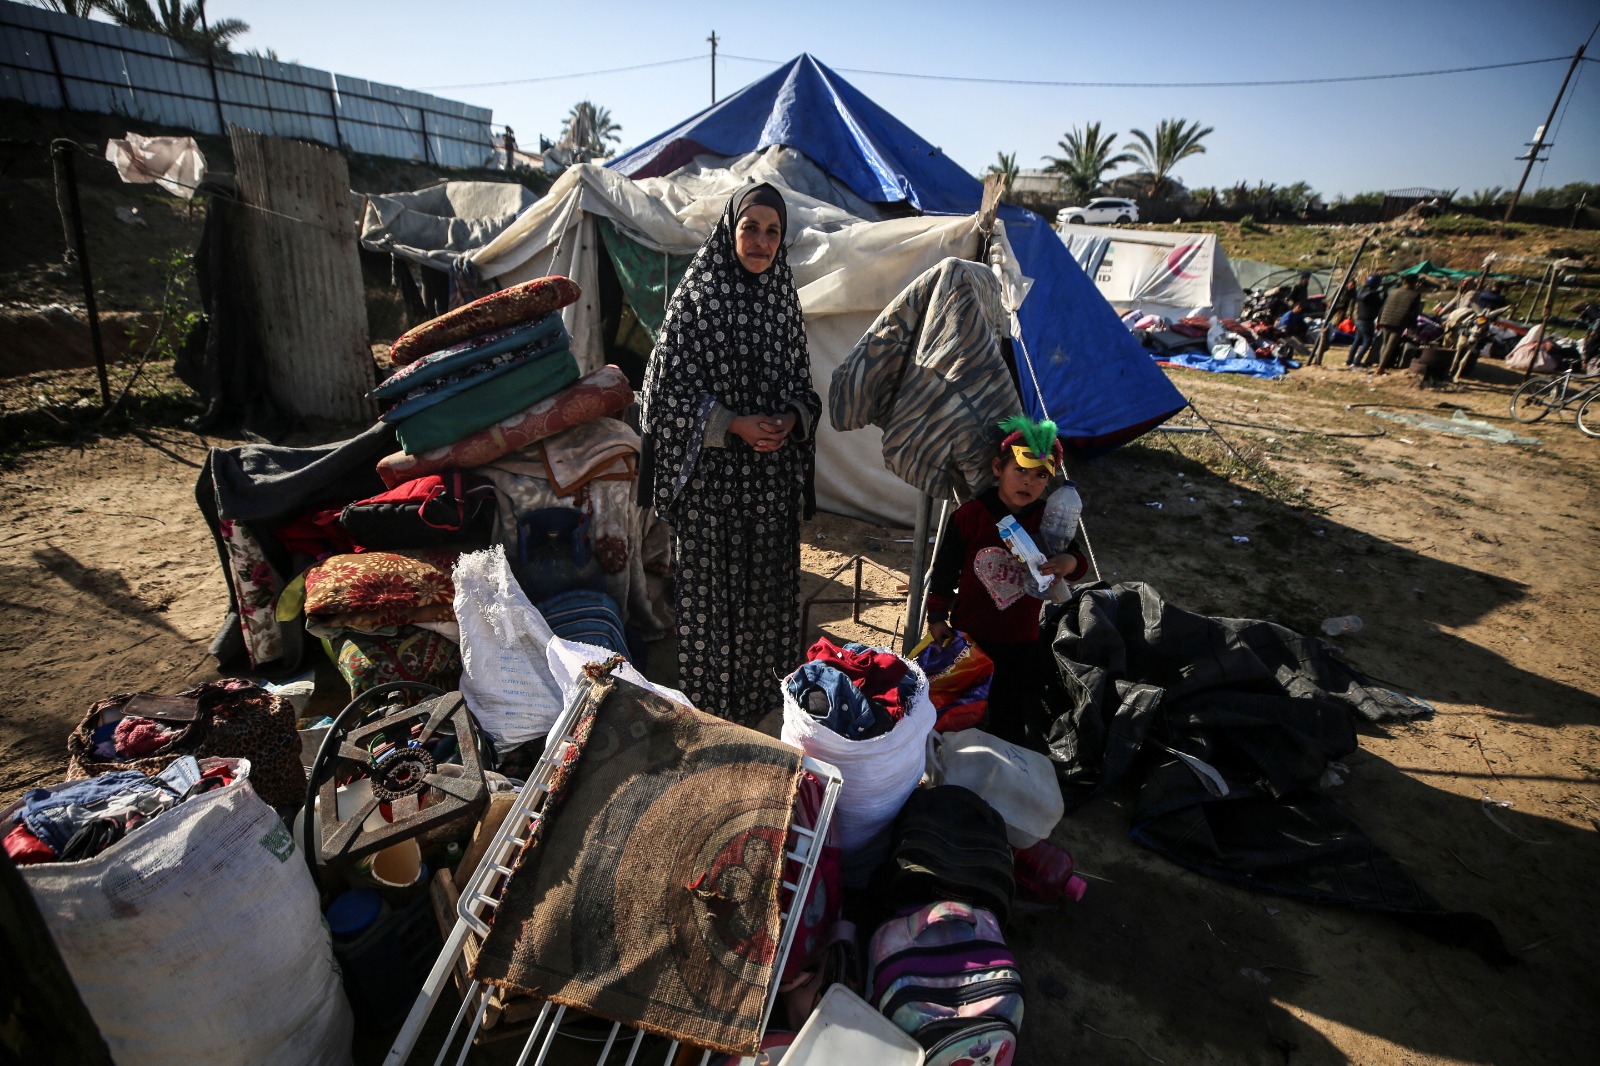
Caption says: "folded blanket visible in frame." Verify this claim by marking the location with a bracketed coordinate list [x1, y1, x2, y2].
[380, 339, 571, 423]
[370, 313, 567, 401]
[540, 416, 640, 496]
[390, 276, 581, 365]
[376, 365, 633, 488]
[394, 352, 581, 456]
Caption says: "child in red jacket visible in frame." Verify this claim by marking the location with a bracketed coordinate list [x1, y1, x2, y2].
[925, 415, 1087, 747]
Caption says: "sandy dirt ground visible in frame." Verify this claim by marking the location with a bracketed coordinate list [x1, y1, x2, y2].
[2, 356, 1597, 1065]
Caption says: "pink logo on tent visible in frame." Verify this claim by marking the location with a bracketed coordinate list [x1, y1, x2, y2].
[1166, 244, 1202, 279]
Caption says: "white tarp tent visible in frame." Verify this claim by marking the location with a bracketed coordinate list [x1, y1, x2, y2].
[467, 147, 1032, 526]
[1057, 224, 1245, 321]
[360, 181, 540, 269]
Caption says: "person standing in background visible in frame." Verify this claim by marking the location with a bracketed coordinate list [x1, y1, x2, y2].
[1348, 274, 1385, 368]
[1374, 275, 1422, 375]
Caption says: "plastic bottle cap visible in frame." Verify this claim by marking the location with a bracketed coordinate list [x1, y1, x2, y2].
[326, 887, 383, 938]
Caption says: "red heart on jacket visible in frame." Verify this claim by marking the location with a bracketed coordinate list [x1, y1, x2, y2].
[973, 547, 1027, 611]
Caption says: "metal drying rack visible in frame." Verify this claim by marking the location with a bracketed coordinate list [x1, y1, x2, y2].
[386, 669, 843, 1066]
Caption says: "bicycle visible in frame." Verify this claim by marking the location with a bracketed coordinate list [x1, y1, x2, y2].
[1577, 390, 1600, 437]
[1508, 363, 1600, 424]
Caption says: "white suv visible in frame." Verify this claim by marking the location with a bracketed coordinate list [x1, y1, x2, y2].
[1056, 198, 1140, 226]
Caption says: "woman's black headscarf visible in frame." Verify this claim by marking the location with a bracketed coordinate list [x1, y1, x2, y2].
[732, 183, 788, 244]
[637, 183, 819, 522]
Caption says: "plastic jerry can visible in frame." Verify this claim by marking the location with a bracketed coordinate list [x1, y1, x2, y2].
[934, 728, 1064, 847]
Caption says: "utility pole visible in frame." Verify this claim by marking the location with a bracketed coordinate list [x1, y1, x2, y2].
[708, 31, 719, 104]
[1503, 44, 1585, 223]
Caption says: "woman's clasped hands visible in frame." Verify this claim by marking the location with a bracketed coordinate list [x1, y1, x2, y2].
[730, 410, 796, 452]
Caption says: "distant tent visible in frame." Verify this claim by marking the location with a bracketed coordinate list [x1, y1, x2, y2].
[1232, 259, 1333, 298]
[1396, 260, 1515, 282]
[1057, 224, 1245, 320]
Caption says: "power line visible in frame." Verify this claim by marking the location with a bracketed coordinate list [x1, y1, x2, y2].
[417, 55, 702, 91]
[414, 52, 1599, 96]
[721, 52, 1572, 89]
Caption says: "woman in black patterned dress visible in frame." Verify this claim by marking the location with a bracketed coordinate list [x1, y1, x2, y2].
[638, 183, 821, 723]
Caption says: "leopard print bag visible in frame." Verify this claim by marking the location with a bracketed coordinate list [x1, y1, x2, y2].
[66, 679, 306, 814]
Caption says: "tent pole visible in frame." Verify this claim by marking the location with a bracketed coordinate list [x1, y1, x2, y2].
[1313, 236, 1368, 364]
[1533, 259, 1568, 376]
[901, 494, 936, 655]
[1529, 264, 1555, 379]
[51, 141, 110, 408]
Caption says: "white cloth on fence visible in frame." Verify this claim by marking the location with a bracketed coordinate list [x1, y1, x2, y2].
[105, 132, 206, 200]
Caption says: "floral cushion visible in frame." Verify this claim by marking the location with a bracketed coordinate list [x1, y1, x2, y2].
[388, 275, 581, 365]
[303, 549, 458, 627]
[326, 626, 462, 700]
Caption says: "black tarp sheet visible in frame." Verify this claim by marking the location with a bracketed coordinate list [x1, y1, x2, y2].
[1038, 581, 1512, 965]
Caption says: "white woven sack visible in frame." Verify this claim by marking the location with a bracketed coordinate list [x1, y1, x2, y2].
[22, 779, 352, 1066]
[545, 635, 693, 710]
[453, 544, 564, 749]
[781, 657, 935, 885]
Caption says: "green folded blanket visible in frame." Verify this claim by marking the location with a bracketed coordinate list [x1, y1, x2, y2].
[395, 351, 581, 455]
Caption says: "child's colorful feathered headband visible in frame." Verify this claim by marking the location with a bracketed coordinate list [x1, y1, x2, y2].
[998, 414, 1064, 477]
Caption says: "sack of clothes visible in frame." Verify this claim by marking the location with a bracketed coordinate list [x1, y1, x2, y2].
[10, 759, 354, 1065]
[64, 679, 305, 815]
[780, 639, 936, 885]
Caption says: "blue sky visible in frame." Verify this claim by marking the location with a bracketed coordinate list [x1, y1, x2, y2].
[216, 0, 1597, 200]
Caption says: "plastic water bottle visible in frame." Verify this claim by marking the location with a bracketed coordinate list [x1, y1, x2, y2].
[1320, 615, 1363, 637]
[1040, 481, 1083, 556]
[1012, 840, 1088, 904]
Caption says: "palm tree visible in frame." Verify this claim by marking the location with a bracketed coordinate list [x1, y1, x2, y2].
[94, 1, 249, 60]
[986, 151, 1019, 199]
[1044, 122, 1135, 205]
[560, 101, 622, 159]
[34, 0, 100, 16]
[1123, 118, 1213, 199]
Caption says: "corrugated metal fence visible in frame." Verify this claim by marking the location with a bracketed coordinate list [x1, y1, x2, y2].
[0, 0, 495, 169]
[232, 128, 376, 424]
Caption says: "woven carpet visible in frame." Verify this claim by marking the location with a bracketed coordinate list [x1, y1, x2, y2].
[470, 666, 804, 1056]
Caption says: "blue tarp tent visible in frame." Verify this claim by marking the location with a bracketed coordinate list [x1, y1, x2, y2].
[610, 54, 1187, 448]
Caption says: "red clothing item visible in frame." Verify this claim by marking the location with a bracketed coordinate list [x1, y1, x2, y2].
[805, 635, 911, 719]
[4, 823, 56, 864]
[926, 487, 1087, 647]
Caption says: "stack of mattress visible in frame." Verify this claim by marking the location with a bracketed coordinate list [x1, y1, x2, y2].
[374, 276, 584, 456]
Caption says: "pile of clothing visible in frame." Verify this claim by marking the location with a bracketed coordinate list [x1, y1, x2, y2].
[4, 758, 237, 865]
[787, 635, 917, 740]
[1124, 311, 1299, 379]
